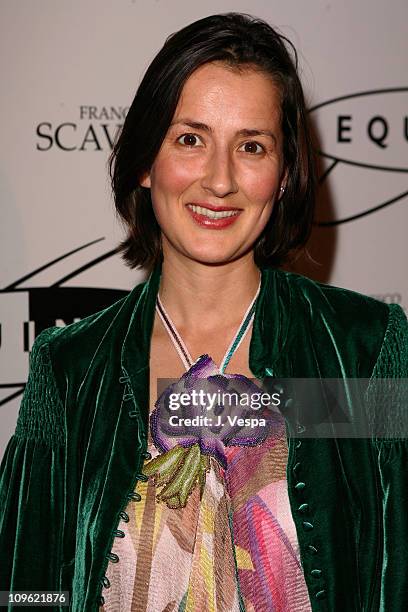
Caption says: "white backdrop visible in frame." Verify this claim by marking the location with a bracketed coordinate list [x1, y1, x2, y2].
[1, 0, 407, 461]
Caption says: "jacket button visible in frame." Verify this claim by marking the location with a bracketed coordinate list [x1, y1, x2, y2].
[293, 462, 301, 474]
[127, 491, 142, 502]
[106, 552, 119, 563]
[295, 440, 302, 449]
[119, 511, 129, 522]
[296, 423, 306, 433]
[315, 589, 326, 600]
[294, 481, 306, 490]
[302, 521, 314, 531]
[298, 503, 309, 513]
[311, 569, 322, 578]
[308, 544, 318, 554]
[101, 575, 111, 588]
[97, 595, 105, 605]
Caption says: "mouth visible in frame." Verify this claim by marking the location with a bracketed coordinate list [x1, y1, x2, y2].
[186, 203, 242, 229]
[186, 203, 241, 219]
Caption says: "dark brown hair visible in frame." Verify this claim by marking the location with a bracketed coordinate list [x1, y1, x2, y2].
[109, 12, 317, 273]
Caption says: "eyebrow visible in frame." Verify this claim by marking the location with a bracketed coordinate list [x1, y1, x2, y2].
[170, 119, 277, 145]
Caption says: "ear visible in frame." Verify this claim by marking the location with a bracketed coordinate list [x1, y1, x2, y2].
[139, 170, 151, 189]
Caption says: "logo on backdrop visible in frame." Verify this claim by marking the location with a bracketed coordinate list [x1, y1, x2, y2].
[36, 106, 128, 151]
[0, 238, 128, 408]
[309, 87, 408, 225]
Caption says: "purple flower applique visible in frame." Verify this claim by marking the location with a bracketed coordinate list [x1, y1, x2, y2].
[143, 354, 284, 508]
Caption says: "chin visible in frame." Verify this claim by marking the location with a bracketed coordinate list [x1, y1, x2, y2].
[183, 249, 245, 266]
[164, 236, 247, 265]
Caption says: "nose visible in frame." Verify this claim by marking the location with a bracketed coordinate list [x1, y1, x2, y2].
[200, 146, 239, 198]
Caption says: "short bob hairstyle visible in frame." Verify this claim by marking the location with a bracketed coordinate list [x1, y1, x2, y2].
[109, 12, 317, 273]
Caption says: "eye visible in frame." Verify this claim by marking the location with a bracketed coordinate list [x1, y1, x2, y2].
[239, 141, 265, 154]
[177, 133, 203, 147]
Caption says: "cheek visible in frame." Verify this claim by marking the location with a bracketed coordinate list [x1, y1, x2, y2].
[150, 155, 196, 201]
[242, 168, 280, 206]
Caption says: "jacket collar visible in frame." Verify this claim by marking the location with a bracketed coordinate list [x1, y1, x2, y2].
[120, 258, 291, 424]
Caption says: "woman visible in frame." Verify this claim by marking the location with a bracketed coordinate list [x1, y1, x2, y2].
[0, 12, 407, 612]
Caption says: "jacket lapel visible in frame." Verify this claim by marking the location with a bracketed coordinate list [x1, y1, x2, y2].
[248, 263, 291, 379]
[120, 259, 162, 435]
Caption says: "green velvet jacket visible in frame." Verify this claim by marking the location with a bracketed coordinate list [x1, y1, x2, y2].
[1, 260, 407, 612]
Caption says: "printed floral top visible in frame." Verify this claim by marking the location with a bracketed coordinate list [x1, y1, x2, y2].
[100, 393, 312, 612]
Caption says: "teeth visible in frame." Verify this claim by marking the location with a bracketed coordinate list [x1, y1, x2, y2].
[188, 204, 239, 219]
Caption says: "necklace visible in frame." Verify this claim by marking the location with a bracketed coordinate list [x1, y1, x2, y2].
[155, 273, 262, 374]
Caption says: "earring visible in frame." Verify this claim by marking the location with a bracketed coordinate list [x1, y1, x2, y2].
[280, 186, 285, 193]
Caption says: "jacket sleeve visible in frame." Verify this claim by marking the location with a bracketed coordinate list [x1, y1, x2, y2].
[0, 327, 66, 605]
[367, 304, 408, 610]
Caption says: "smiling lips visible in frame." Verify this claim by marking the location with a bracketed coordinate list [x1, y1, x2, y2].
[186, 203, 241, 228]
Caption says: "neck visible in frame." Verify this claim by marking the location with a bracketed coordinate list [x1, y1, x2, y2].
[157, 251, 261, 334]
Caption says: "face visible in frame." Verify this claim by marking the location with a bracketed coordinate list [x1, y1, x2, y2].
[140, 61, 287, 266]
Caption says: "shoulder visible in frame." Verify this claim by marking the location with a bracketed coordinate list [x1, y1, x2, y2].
[36, 279, 146, 362]
[278, 268, 390, 320]
[276, 267, 400, 328]
[273, 268, 407, 376]
[28, 280, 148, 398]
[17, 281, 147, 442]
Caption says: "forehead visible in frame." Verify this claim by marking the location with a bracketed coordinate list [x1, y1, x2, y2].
[173, 62, 282, 126]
